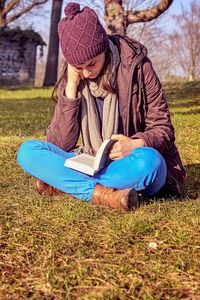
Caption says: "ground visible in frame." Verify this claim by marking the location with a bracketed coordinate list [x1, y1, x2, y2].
[0, 81, 200, 299]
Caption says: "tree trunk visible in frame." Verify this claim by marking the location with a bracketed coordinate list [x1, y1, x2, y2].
[105, 0, 127, 35]
[0, 1, 6, 29]
[104, 0, 173, 35]
[189, 74, 194, 82]
[0, 14, 6, 28]
[43, 0, 63, 86]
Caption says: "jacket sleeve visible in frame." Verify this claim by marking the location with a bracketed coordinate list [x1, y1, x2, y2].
[132, 58, 175, 154]
[46, 78, 81, 151]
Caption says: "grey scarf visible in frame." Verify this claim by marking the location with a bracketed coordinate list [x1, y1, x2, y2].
[79, 40, 120, 154]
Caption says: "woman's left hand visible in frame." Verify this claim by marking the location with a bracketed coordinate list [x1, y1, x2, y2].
[109, 134, 145, 160]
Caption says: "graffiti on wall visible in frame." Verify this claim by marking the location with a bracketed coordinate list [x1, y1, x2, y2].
[0, 43, 25, 76]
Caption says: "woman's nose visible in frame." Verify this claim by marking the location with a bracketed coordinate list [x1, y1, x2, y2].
[82, 69, 92, 78]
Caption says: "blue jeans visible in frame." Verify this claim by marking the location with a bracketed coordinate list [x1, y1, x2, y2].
[17, 140, 167, 201]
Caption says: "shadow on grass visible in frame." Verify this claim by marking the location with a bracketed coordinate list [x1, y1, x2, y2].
[0, 86, 53, 91]
[169, 100, 200, 109]
[152, 163, 200, 202]
[184, 163, 200, 198]
[163, 81, 200, 103]
[171, 109, 200, 116]
[0, 96, 52, 101]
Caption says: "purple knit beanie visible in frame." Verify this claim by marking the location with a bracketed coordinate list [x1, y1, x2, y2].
[58, 2, 109, 65]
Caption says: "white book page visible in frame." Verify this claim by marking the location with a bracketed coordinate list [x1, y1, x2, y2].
[64, 154, 95, 175]
[65, 154, 95, 168]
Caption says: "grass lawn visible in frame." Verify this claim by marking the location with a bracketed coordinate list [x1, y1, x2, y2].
[0, 82, 200, 300]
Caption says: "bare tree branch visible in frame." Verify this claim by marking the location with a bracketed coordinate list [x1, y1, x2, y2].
[2, 0, 19, 16]
[168, 1, 200, 80]
[105, 0, 173, 35]
[5, 0, 48, 26]
[127, 0, 173, 24]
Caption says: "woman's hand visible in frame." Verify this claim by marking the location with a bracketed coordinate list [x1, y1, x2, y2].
[67, 64, 83, 87]
[109, 134, 145, 160]
[65, 64, 83, 99]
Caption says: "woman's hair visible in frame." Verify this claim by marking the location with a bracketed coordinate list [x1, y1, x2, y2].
[52, 48, 116, 102]
[96, 48, 117, 94]
[52, 63, 68, 102]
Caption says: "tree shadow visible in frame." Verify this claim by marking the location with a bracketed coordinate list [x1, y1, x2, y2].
[163, 81, 200, 104]
[0, 86, 52, 91]
[152, 163, 200, 202]
[169, 100, 200, 109]
[183, 163, 200, 199]
[172, 109, 200, 116]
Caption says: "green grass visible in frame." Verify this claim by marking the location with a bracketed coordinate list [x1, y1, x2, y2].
[0, 82, 200, 300]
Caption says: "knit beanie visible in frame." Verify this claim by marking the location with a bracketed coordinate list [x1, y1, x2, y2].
[58, 2, 109, 65]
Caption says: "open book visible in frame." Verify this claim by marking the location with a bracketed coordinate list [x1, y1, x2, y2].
[64, 139, 115, 176]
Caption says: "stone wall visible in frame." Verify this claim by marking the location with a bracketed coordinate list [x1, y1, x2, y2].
[0, 38, 37, 86]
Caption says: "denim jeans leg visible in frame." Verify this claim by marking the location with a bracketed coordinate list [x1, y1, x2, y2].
[17, 139, 96, 201]
[94, 147, 167, 197]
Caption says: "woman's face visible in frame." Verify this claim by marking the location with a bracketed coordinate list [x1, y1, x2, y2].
[72, 52, 106, 79]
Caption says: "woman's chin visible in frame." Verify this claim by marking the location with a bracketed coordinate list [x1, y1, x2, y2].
[88, 74, 97, 79]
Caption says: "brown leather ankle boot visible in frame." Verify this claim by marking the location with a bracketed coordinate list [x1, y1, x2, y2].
[35, 179, 63, 196]
[92, 184, 140, 210]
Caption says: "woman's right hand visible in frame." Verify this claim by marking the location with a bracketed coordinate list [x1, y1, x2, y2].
[67, 64, 82, 87]
[65, 64, 82, 99]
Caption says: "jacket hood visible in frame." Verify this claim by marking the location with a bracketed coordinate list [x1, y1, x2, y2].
[109, 35, 148, 69]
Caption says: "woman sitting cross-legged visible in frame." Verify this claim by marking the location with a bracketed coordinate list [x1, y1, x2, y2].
[17, 3, 186, 210]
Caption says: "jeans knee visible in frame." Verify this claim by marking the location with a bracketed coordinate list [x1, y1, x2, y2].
[135, 148, 167, 196]
[149, 148, 166, 177]
[17, 139, 39, 167]
[132, 147, 166, 175]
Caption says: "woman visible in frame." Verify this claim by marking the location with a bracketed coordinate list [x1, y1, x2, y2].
[17, 3, 186, 210]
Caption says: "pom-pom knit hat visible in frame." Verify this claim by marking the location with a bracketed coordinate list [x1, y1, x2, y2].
[58, 2, 110, 65]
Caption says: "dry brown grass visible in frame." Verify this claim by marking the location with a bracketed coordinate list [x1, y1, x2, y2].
[0, 82, 200, 299]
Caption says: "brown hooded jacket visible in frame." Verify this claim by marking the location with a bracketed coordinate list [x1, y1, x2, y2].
[47, 35, 186, 195]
